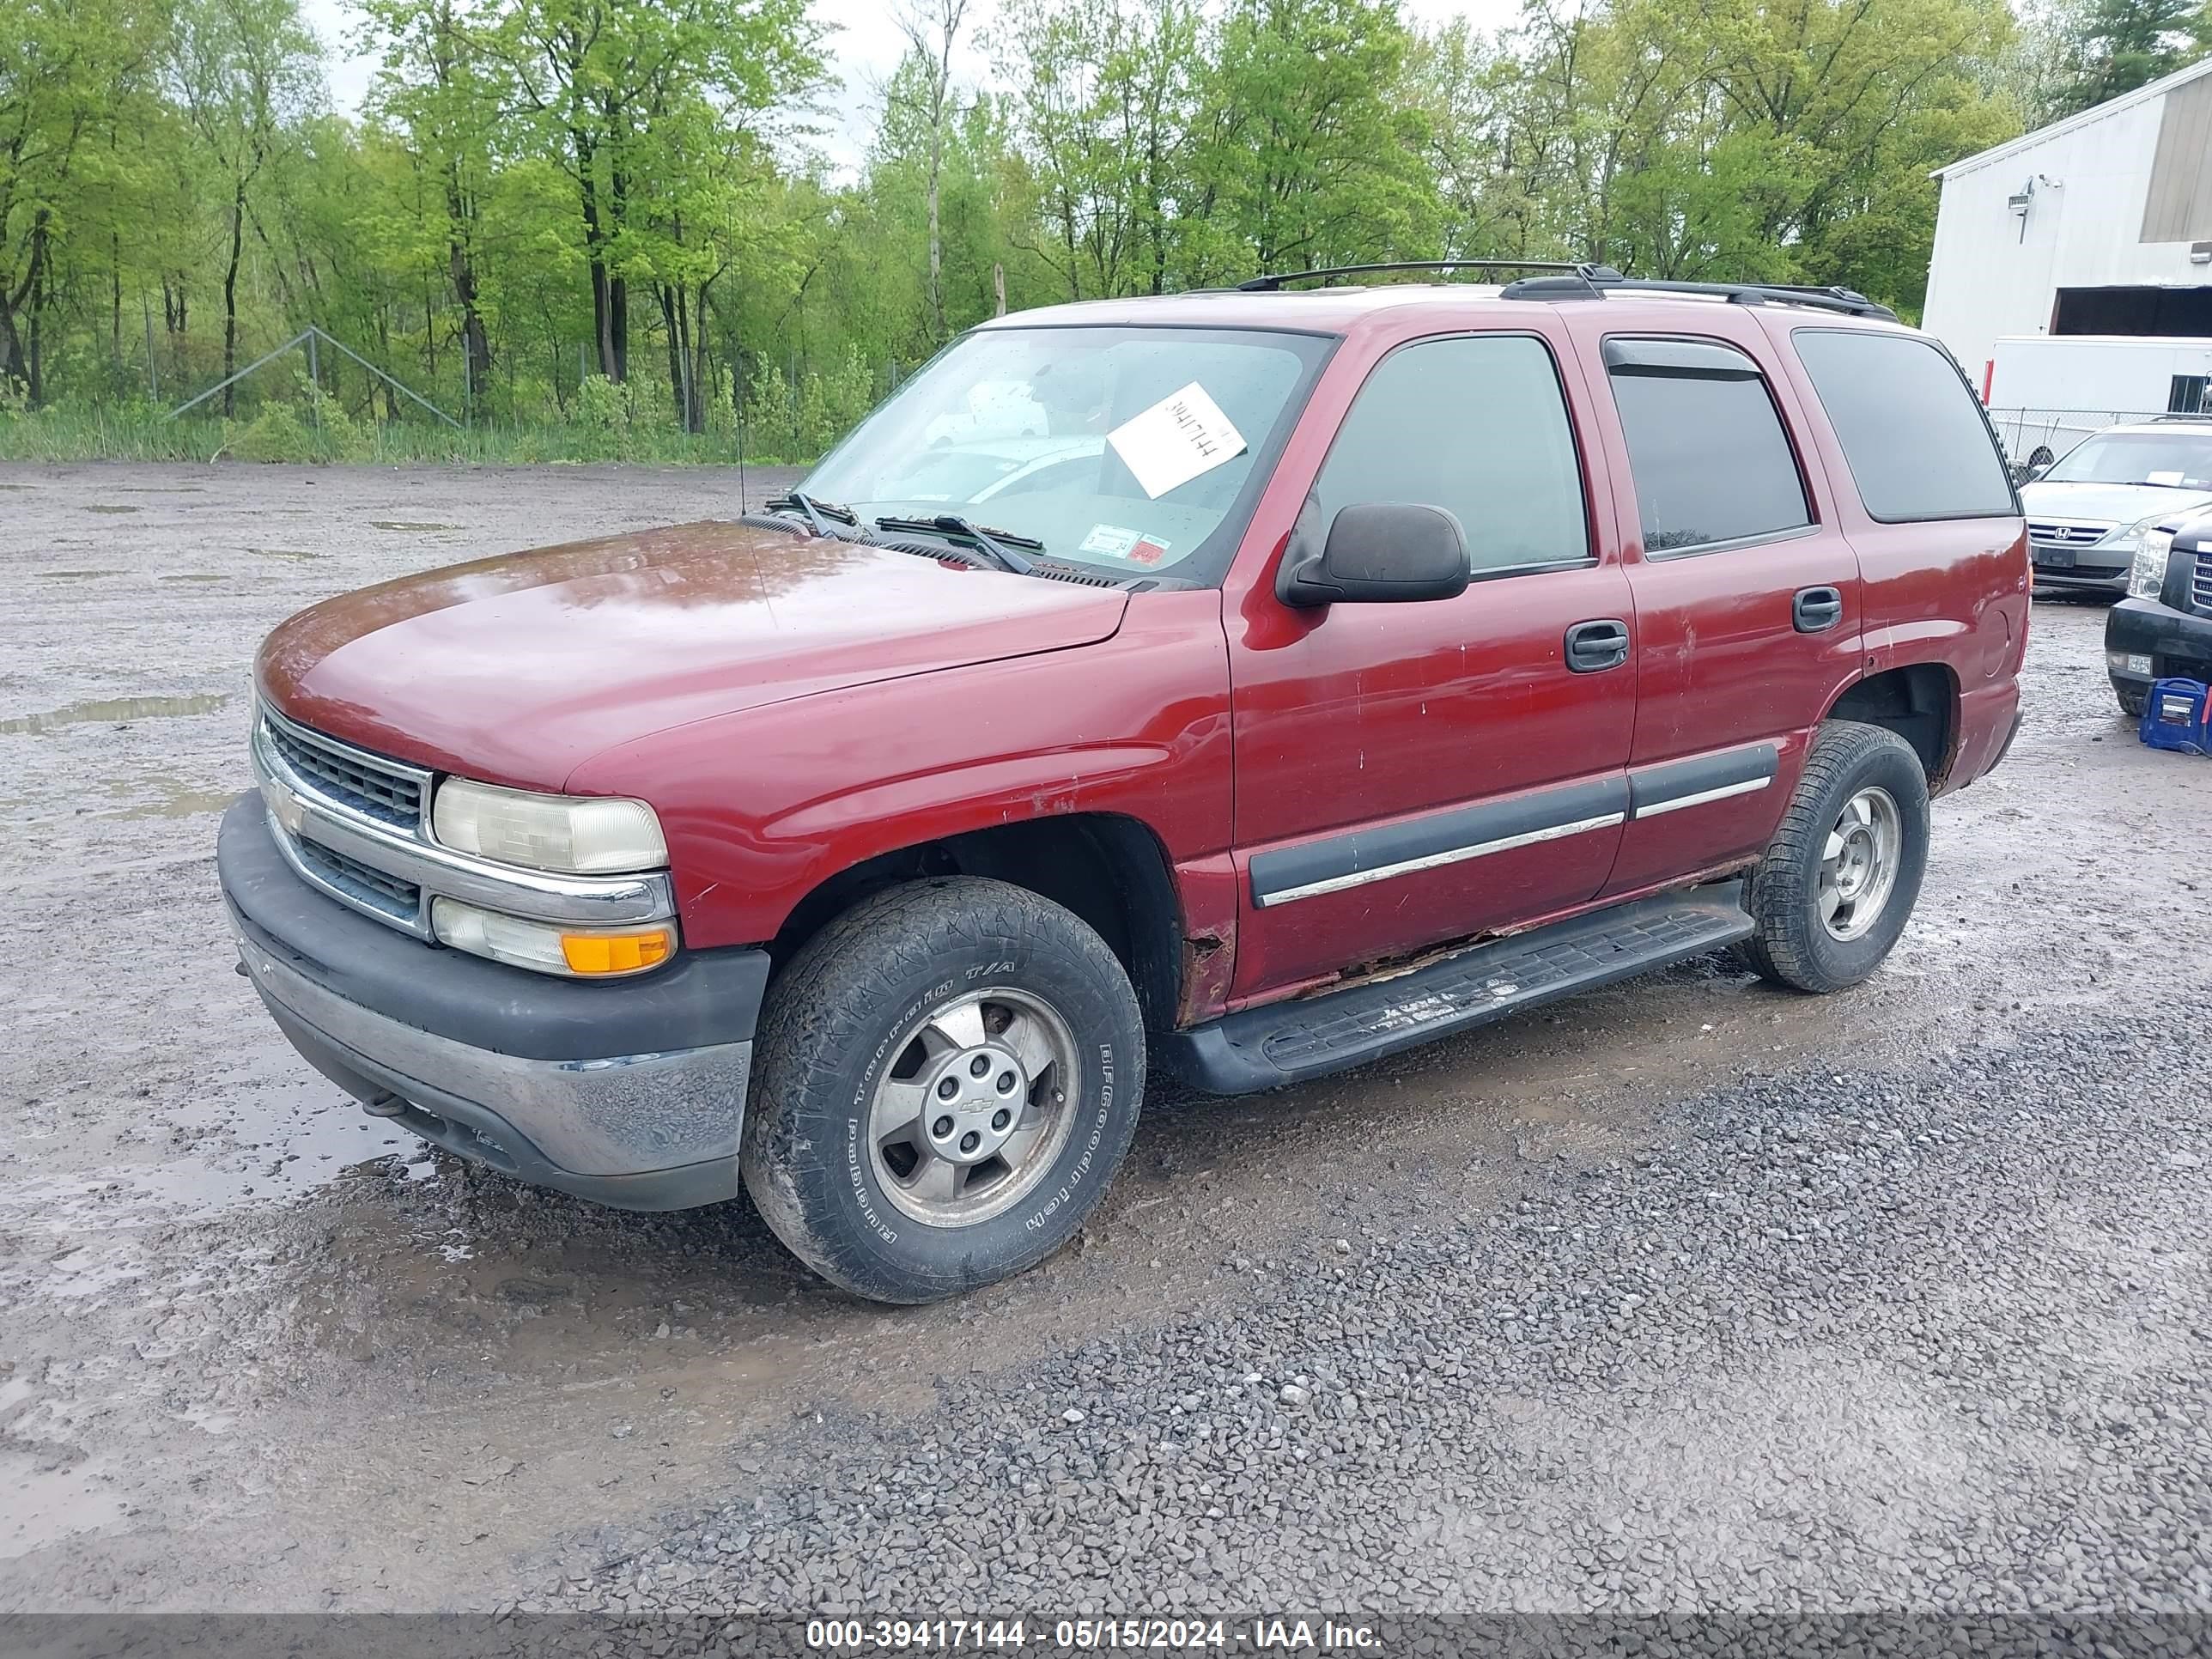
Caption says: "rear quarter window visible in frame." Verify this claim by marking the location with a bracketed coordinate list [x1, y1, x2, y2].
[1792, 329, 2016, 522]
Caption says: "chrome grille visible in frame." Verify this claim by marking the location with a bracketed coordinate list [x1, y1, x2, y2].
[2194, 551, 2212, 613]
[2026, 522, 2108, 548]
[263, 714, 423, 829]
[293, 836, 422, 925]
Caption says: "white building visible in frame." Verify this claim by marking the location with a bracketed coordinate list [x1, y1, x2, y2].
[1923, 55, 2212, 413]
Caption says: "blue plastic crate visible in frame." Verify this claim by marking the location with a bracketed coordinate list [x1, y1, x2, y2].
[2139, 677, 2212, 755]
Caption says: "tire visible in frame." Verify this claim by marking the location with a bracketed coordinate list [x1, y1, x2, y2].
[1739, 721, 1930, 995]
[2118, 684, 2148, 720]
[740, 877, 1145, 1304]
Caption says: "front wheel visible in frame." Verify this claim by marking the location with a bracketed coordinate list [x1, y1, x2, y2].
[1739, 721, 1930, 994]
[2117, 684, 2148, 720]
[741, 878, 1145, 1304]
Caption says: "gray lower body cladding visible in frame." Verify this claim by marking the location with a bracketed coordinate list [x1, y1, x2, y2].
[217, 794, 768, 1211]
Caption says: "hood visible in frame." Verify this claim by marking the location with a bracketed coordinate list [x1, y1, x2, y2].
[258, 521, 1128, 789]
[2017, 479, 2212, 532]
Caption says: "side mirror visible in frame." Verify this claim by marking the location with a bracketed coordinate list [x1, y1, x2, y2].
[1278, 501, 1471, 608]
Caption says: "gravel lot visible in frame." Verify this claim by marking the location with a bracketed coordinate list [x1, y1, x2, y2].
[2, 461, 2209, 1618]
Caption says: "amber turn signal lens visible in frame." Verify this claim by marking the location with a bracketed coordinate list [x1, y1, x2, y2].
[560, 928, 674, 976]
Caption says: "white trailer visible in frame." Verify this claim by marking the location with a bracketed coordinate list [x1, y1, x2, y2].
[1983, 334, 2212, 459]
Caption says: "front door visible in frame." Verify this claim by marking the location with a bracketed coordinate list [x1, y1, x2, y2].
[1224, 328, 1638, 1000]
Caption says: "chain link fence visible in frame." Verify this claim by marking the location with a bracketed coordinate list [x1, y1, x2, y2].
[1985, 405, 2192, 463]
[2, 337, 933, 465]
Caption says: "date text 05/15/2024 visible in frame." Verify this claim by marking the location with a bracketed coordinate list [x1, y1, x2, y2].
[804, 1620, 1383, 1651]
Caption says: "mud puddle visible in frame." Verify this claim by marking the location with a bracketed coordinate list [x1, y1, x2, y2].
[2, 1066, 420, 1291]
[6, 779, 240, 827]
[0, 695, 230, 735]
[0, 1451, 130, 1564]
[101, 783, 239, 822]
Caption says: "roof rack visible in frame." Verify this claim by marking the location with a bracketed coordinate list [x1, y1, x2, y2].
[1231, 258, 1898, 319]
[1235, 259, 1621, 293]
[1500, 271, 1898, 320]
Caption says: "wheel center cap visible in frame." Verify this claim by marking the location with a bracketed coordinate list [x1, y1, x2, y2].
[1836, 829, 1875, 893]
[923, 1045, 1027, 1163]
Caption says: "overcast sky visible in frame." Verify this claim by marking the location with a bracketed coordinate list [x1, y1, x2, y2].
[301, 0, 1522, 174]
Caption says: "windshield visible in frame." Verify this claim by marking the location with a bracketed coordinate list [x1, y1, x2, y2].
[2043, 429, 2212, 489]
[801, 325, 1334, 581]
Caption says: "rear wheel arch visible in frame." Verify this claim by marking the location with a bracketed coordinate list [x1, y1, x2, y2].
[767, 812, 1186, 1033]
[1823, 662, 1959, 786]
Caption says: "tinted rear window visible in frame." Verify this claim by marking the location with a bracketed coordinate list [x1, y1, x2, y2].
[1793, 330, 2016, 521]
[1605, 338, 1811, 554]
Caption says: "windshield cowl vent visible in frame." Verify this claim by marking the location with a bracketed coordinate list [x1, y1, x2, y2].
[1029, 563, 1124, 587]
[737, 513, 811, 537]
[865, 534, 988, 566]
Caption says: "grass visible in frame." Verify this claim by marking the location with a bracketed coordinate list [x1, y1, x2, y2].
[0, 405, 808, 468]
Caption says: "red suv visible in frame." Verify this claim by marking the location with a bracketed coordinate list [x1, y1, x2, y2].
[219, 265, 2028, 1302]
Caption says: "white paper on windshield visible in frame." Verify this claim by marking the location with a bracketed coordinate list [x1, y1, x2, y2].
[1108, 383, 1248, 499]
[2148, 470, 2185, 486]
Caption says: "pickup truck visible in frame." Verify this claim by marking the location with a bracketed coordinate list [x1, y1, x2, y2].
[218, 265, 2029, 1303]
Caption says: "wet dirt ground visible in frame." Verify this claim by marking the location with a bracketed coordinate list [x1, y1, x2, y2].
[2, 461, 2209, 1613]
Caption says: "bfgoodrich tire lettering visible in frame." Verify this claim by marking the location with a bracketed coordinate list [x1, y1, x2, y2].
[741, 877, 1145, 1304]
[1740, 720, 1930, 995]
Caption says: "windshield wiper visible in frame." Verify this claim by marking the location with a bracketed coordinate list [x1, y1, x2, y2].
[765, 490, 860, 538]
[875, 514, 1040, 575]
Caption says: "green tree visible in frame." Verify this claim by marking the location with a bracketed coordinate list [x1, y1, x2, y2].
[1, 0, 170, 400]
[1191, 0, 1437, 278]
[495, 0, 820, 382]
[2044, 0, 2206, 117]
[170, 0, 318, 412]
[361, 0, 507, 402]
[891, 0, 968, 341]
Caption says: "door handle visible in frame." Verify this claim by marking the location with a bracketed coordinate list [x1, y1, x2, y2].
[1565, 617, 1632, 673]
[1794, 586, 1844, 634]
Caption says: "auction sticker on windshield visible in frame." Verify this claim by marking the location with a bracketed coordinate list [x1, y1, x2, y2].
[1108, 383, 1248, 499]
[1079, 523, 1173, 561]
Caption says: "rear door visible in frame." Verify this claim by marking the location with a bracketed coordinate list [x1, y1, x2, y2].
[1223, 325, 1637, 999]
[1772, 326, 2028, 726]
[1561, 318, 1866, 896]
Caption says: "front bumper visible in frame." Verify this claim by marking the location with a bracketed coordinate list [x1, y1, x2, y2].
[218, 794, 769, 1210]
[2106, 598, 2212, 701]
[2032, 561, 2130, 598]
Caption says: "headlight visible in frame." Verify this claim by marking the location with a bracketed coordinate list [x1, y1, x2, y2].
[2106, 511, 2170, 551]
[431, 897, 675, 977]
[431, 779, 666, 874]
[2129, 526, 2175, 599]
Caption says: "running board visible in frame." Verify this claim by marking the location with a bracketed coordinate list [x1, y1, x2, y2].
[1158, 883, 1753, 1095]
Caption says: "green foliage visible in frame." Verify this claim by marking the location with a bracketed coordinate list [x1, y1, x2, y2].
[570, 374, 629, 432]
[2035, 0, 2210, 119]
[739, 344, 875, 459]
[3, 0, 2038, 460]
